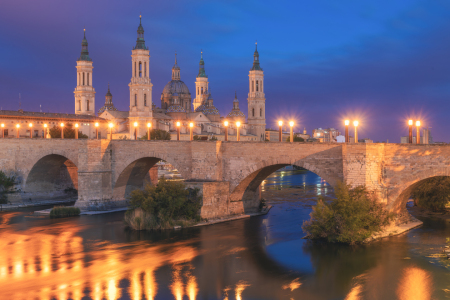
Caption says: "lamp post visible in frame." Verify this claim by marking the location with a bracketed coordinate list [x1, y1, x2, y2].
[133, 122, 138, 140]
[289, 121, 294, 142]
[408, 119, 413, 144]
[109, 123, 114, 140]
[95, 122, 99, 139]
[344, 120, 349, 143]
[353, 121, 359, 143]
[60, 123, 64, 139]
[224, 121, 229, 141]
[75, 123, 79, 139]
[189, 122, 194, 141]
[44, 124, 49, 139]
[278, 120, 283, 142]
[29, 123, 33, 138]
[176, 121, 181, 141]
[16, 124, 20, 138]
[416, 121, 421, 144]
[236, 121, 241, 141]
[147, 122, 151, 140]
[1, 124, 4, 138]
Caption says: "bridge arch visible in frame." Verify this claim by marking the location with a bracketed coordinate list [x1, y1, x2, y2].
[24, 154, 78, 200]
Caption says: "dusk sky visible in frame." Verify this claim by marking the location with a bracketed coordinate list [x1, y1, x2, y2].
[1, 0, 450, 142]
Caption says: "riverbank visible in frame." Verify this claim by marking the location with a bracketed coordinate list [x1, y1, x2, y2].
[0, 198, 75, 211]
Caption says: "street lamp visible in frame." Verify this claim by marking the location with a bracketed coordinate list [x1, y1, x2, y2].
[278, 120, 283, 142]
[289, 121, 294, 142]
[134, 122, 138, 140]
[44, 124, 49, 139]
[236, 121, 241, 141]
[224, 120, 229, 141]
[29, 123, 33, 138]
[95, 122, 99, 139]
[408, 119, 413, 144]
[353, 121, 359, 143]
[1, 123, 4, 138]
[344, 120, 350, 143]
[60, 123, 64, 139]
[16, 124, 20, 138]
[74, 123, 79, 139]
[416, 120, 421, 144]
[189, 122, 194, 141]
[176, 121, 181, 141]
[109, 123, 114, 140]
[147, 122, 151, 141]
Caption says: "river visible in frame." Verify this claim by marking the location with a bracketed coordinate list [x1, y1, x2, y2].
[0, 169, 450, 299]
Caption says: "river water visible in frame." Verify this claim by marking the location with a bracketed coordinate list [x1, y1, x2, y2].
[1, 169, 450, 300]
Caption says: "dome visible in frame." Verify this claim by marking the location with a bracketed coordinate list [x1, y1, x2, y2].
[162, 80, 190, 96]
[195, 104, 206, 113]
[98, 104, 117, 114]
[203, 106, 220, 115]
[166, 105, 186, 113]
[227, 110, 245, 118]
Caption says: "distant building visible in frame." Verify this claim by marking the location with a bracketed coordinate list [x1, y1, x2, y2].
[336, 135, 345, 143]
[312, 128, 340, 142]
[359, 138, 373, 143]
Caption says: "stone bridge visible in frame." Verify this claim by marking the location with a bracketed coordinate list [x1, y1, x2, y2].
[2, 139, 450, 220]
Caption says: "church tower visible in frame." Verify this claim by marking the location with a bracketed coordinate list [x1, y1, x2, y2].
[193, 51, 209, 111]
[74, 29, 96, 115]
[128, 15, 153, 139]
[247, 43, 266, 141]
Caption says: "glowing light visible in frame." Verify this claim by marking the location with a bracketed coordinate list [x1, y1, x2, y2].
[108, 123, 113, 128]
[396, 267, 432, 300]
[408, 119, 413, 126]
[28, 123, 32, 127]
[236, 121, 241, 127]
[176, 121, 181, 127]
[189, 122, 193, 128]
[16, 124, 20, 128]
[353, 121, 359, 127]
[60, 123, 64, 127]
[224, 121, 229, 127]
[282, 278, 302, 291]
[147, 122, 152, 128]
[289, 121, 294, 127]
[0, 124, 3, 128]
[74, 123, 78, 128]
[95, 122, 99, 127]
[416, 120, 421, 127]
[235, 281, 250, 300]
[278, 120, 283, 126]
[134, 122, 138, 127]
[345, 120, 350, 126]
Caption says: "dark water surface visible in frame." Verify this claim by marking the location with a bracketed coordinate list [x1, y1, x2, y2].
[1, 169, 450, 299]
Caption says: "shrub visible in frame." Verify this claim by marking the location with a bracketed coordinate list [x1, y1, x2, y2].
[411, 176, 450, 212]
[49, 123, 88, 139]
[0, 171, 15, 204]
[139, 129, 171, 140]
[285, 136, 305, 142]
[50, 206, 81, 218]
[302, 182, 394, 245]
[126, 177, 202, 230]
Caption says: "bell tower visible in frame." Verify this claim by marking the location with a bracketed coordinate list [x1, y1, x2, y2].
[247, 42, 265, 141]
[128, 15, 153, 139]
[193, 51, 209, 111]
[74, 29, 96, 115]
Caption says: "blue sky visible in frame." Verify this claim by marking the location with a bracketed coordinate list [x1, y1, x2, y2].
[1, 0, 450, 142]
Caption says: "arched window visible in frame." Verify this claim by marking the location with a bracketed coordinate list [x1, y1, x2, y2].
[197, 87, 199, 95]
[134, 62, 137, 77]
[256, 80, 259, 92]
[135, 94, 137, 106]
[78, 73, 81, 86]
[139, 62, 142, 78]
[252, 81, 254, 92]
[83, 73, 85, 86]
[87, 73, 90, 86]
[201, 87, 203, 94]
[86, 100, 89, 111]
[260, 108, 262, 117]
[252, 108, 255, 117]
[144, 94, 147, 106]
[78, 100, 81, 111]
[144, 62, 147, 77]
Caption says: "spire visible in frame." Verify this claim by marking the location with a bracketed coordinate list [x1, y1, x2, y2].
[251, 41, 262, 71]
[172, 52, 180, 80]
[106, 82, 112, 97]
[233, 91, 239, 109]
[134, 14, 147, 50]
[78, 28, 91, 61]
[197, 50, 207, 78]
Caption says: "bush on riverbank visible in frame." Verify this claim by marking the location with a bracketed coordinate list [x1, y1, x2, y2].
[125, 177, 202, 230]
[50, 206, 81, 218]
[302, 182, 395, 245]
[0, 171, 15, 204]
[411, 176, 450, 212]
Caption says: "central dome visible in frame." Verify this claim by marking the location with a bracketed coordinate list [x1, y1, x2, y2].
[162, 80, 190, 96]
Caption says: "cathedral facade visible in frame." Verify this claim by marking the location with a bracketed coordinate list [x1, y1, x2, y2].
[87, 17, 266, 141]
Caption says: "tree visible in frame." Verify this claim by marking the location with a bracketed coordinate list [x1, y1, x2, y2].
[302, 182, 394, 244]
[286, 136, 305, 142]
[49, 123, 88, 139]
[139, 129, 171, 140]
[411, 176, 450, 212]
[0, 171, 15, 204]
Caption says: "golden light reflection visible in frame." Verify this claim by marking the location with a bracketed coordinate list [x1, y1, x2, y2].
[145, 269, 157, 300]
[171, 265, 184, 300]
[131, 271, 142, 300]
[344, 284, 362, 300]
[185, 269, 198, 300]
[396, 267, 432, 300]
[235, 280, 250, 300]
[282, 278, 302, 291]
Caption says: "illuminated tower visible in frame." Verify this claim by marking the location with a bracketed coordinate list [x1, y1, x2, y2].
[128, 15, 153, 139]
[247, 42, 266, 141]
[193, 51, 209, 111]
[74, 29, 96, 115]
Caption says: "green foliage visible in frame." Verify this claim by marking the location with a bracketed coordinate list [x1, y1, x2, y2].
[139, 129, 171, 140]
[49, 123, 88, 139]
[302, 182, 394, 245]
[50, 206, 81, 218]
[0, 171, 15, 204]
[286, 136, 305, 142]
[209, 136, 218, 141]
[193, 135, 201, 141]
[126, 177, 202, 230]
[411, 176, 450, 212]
